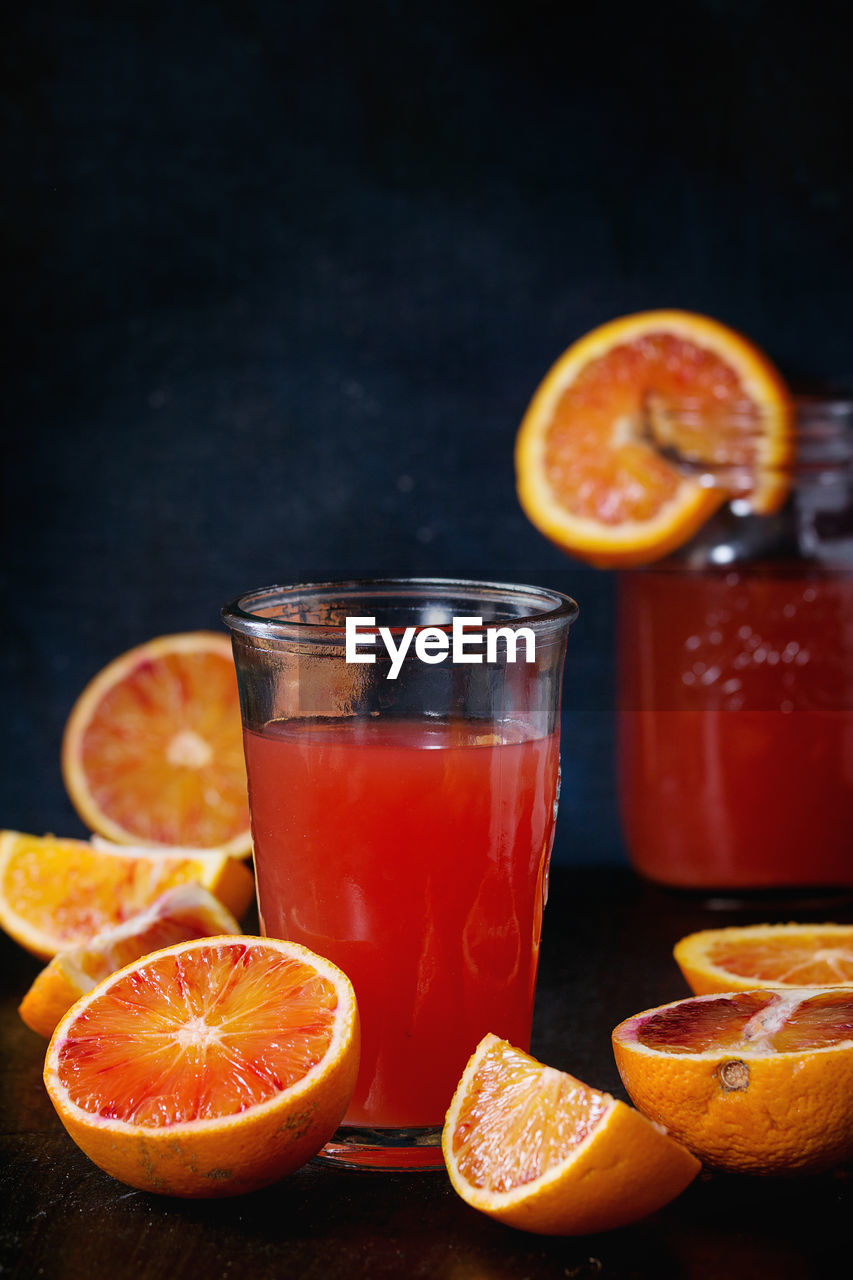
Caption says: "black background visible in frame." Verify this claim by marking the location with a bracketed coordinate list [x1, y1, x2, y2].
[4, 0, 853, 864]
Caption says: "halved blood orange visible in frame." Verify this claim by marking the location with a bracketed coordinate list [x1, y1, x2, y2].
[44, 936, 360, 1197]
[515, 310, 792, 567]
[442, 1034, 700, 1235]
[674, 923, 853, 995]
[61, 632, 251, 855]
[19, 883, 242, 1037]
[612, 988, 853, 1173]
[0, 830, 254, 959]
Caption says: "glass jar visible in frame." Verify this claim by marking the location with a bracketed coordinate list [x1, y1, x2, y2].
[617, 398, 853, 889]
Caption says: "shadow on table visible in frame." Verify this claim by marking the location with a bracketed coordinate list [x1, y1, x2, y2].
[9, 1149, 847, 1280]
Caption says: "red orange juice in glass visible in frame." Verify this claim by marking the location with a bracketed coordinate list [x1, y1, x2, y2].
[244, 717, 559, 1128]
[224, 580, 576, 1168]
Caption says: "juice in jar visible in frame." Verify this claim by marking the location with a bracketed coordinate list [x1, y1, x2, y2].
[618, 566, 853, 888]
[243, 717, 560, 1127]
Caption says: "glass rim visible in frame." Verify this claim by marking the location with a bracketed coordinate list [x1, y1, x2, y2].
[222, 577, 579, 641]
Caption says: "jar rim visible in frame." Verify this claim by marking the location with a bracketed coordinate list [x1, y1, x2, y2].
[648, 393, 853, 424]
[649, 393, 853, 487]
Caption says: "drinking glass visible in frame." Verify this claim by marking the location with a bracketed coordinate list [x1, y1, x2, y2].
[223, 578, 577, 1169]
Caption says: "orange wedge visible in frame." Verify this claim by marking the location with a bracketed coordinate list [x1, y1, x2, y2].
[44, 936, 360, 1197]
[612, 988, 853, 1173]
[19, 883, 242, 1037]
[515, 310, 792, 567]
[61, 632, 251, 854]
[442, 1034, 700, 1235]
[674, 923, 853, 995]
[0, 830, 254, 959]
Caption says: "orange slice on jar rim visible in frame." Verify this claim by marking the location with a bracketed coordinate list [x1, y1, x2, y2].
[515, 310, 793, 567]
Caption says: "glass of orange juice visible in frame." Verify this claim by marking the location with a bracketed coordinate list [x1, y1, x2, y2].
[223, 578, 577, 1169]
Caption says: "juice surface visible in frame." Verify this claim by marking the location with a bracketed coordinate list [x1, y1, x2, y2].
[243, 718, 560, 1127]
[618, 567, 853, 888]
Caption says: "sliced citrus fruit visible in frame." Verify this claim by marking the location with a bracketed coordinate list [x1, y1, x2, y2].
[0, 830, 254, 959]
[674, 923, 853, 995]
[44, 935, 360, 1197]
[612, 988, 853, 1173]
[61, 632, 251, 854]
[515, 309, 792, 567]
[19, 883, 242, 1037]
[442, 1034, 700, 1235]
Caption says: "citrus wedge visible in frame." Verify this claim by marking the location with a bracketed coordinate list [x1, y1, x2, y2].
[0, 830, 254, 959]
[44, 935, 360, 1197]
[19, 883, 242, 1037]
[515, 310, 791, 567]
[674, 923, 853, 995]
[612, 988, 853, 1173]
[442, 1034, 700, 1235]
[61, 632, 251, 855]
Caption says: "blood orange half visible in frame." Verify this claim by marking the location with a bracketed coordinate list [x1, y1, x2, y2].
[674, 923, 853, 995]
[44, 936, 360, 1197]
[612, 987, 853, 1173]
[61, 632, 251, 854]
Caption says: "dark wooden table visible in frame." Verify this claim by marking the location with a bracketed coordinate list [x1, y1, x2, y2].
[3, 866, 851, 1280]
